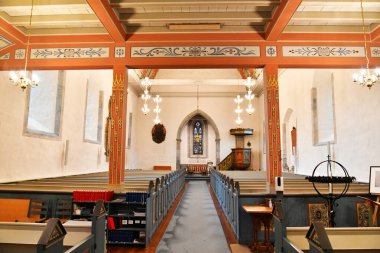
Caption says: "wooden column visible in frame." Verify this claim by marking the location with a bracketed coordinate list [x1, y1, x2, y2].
[264, 64, 282, 188]
[109, 65, 128, 191]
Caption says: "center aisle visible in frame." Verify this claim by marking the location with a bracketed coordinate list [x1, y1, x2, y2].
[156, 181, 230, 253]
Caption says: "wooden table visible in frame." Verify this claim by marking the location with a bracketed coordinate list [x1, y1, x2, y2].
[242, 205, 274, 253]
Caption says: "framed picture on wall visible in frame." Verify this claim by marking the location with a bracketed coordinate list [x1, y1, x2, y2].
[369, 166, 380, 194]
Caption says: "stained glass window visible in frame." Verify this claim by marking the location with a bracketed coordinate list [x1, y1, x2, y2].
[193, 120, 203, 155]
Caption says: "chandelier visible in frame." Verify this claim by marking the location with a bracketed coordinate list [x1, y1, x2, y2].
[234, 95, 243, 125]
[153, 95, 162, 124]
[9, 0, 38, 91]
[140, 77, 152, 115]
[352, 0, 380, 89]
[243, 76, 255, 114]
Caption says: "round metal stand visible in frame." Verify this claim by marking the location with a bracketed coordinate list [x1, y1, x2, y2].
[306, 155, 356, 227]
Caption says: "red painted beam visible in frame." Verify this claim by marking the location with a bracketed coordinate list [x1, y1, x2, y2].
[280, 33, 367, 42]
[30, 34, 114, 44]
[0, 17, 26, 44]
[371, 25, 380, 42]
[265, 0, 302, 41]
[86, 0, 126, 42]
[126, 33, 265, 42]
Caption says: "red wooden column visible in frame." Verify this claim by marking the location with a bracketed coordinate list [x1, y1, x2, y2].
[263, 64, 282, 189]
[109, 65, 128, 191]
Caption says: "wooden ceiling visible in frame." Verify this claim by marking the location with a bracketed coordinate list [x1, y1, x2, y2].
[0, 0, 379, 36]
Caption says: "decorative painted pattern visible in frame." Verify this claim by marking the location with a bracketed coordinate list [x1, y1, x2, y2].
[114, 47, 125, 58]
[30, 47, 109, 59]
[131, 46, 260, 58]
[15, 49, 26, 59]
[266, 46, 277, 57]
[0, 35, 13, 50]
[0, 53, 10, 60]
[283, 46, 364, 57]
[371, 47, 380, 58]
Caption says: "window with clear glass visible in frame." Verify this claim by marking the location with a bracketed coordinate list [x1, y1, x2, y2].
[84, 79, 104, 144]
[24, 70, 64, 138]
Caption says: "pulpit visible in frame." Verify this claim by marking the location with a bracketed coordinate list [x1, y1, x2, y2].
[231, 148, 251, 170]
[230, 128, 253, 170]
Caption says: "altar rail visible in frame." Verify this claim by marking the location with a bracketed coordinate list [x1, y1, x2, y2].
[210, 169, 372, 244]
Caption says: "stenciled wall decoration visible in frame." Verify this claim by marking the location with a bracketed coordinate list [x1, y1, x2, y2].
[31, 47, 110, 59]
[371, 47, 380, 57]
[283, 46, 364, 57]
[131, 46, 260, 58]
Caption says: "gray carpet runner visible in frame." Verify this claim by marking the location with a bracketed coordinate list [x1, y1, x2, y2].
[156, 181, 230, 253]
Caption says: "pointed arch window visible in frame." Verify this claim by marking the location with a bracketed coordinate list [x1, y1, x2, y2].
[193, 120, 203, 155]
[188, 115, 208, 158]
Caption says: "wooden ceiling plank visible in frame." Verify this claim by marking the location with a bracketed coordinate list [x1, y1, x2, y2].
[265, 0, 301, 41]
[86, 0, 126, 42]
[284, 25, 368, 33]
[26, 27, 108, 35]
[300, 0, 380, 6]
[0, 0, 88, 7]
[8, 14, 100, 26]
[293, 12, 380, 22]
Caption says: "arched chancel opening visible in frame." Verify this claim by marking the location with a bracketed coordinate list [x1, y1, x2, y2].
[176, 110, 220, 170]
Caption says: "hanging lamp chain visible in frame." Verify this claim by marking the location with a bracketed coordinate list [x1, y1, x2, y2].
[360, 0, 370, 70]
[24, 0, 34, 74]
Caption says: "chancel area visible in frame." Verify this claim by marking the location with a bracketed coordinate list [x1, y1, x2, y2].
[0, 0, 380, 252]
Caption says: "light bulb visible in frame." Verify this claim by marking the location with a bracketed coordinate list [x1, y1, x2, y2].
[235, 116, 242, 125]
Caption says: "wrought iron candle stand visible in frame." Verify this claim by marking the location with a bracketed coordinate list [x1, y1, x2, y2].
[306, 155, 356, 227]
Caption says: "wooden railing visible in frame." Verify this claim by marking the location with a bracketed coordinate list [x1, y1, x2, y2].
[218, 152, 233, 171]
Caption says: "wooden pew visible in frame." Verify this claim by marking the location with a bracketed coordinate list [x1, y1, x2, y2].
[0, 200, 106, 253]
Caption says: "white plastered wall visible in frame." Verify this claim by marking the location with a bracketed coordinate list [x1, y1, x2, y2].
[279, 69, 380, 182]
[134, 95, 263, 170]
[0, 68, 265, 182]
[0, 70, 116, 182]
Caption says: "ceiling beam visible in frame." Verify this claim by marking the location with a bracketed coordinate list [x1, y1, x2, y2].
[126, 25, 264, 34]
[110, 0, 280, 7]
[0, 17, 26, 43]
[371, 25, 380, 42]
[265, 0, 302, 41]
[86, 0, 126, 42]
[280, 33, 366, 41]
[120, 12, 271, 23]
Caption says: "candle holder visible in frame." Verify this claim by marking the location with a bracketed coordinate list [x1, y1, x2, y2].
[306, 155, 356, 227]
